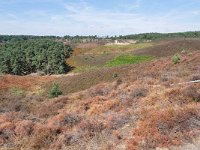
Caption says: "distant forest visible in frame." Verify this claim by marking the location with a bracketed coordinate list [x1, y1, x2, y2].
[1, 31, 200, 43]
[116, 31, 200, 41]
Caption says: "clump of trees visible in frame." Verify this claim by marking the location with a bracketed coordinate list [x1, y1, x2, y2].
[0, 39, 72, 75]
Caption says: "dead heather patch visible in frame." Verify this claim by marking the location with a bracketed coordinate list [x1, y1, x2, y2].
[0, 75, 54, 92]
[127, 105, 200, 150]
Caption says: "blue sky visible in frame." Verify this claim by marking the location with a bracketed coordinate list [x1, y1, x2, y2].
[0, 0, 200, 36]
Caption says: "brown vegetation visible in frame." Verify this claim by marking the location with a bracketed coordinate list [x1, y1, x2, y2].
[0, 75, 54, 91]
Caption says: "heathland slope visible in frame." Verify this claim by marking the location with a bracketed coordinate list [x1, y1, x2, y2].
[0, 48, 199, 149]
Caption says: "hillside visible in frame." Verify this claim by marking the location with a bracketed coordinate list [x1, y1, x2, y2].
[0, 38, 199, 149]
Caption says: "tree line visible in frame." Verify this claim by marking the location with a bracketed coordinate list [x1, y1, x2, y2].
[0, 39, 72, 75]
[1, 31, 200, 43]
[110, 31, 200, 41]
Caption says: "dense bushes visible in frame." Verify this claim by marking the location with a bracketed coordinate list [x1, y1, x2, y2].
[0, 39, 72, 75]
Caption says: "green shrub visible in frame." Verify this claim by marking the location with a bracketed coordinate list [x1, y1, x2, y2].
[172, 54, 181, 64]
[48, 83, 62, 98]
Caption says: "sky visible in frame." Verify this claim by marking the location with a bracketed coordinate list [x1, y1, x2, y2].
[0, 0, 200, 36]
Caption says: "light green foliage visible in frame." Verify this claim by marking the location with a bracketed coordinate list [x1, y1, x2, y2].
[48, 83, 62, 98]
[172, 54, 181, 64]
[105, 55, 153, 67]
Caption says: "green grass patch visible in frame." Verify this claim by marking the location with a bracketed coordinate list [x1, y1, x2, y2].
[9, 87, 26, 96]
[105, 55, 154, 67]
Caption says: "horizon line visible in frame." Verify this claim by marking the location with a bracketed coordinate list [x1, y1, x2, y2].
[1, 30, 200, 37]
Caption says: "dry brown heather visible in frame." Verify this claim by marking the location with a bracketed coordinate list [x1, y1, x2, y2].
[0, 75, 54, 91]
[0, 51, 199, 150]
